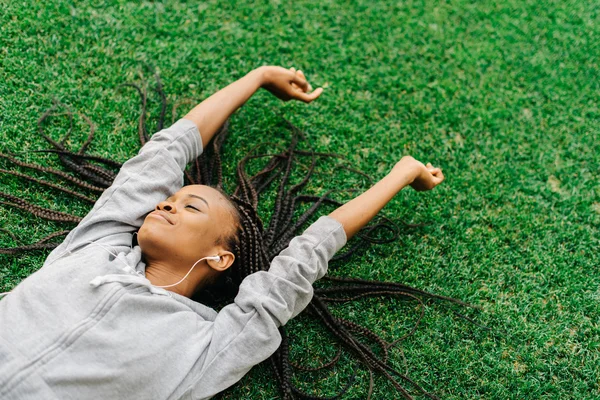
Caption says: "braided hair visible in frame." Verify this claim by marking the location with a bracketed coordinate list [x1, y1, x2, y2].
[0, 71, 482, 399]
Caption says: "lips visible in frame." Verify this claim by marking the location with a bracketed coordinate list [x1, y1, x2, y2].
[149, 211, 174, 225]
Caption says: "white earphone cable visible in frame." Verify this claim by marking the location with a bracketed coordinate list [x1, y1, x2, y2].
[155, 255, 220, 288]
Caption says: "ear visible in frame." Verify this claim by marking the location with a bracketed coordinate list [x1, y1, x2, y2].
[206, 250, 235, 272]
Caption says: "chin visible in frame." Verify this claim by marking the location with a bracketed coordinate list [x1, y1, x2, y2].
[137, 221, 170, 259]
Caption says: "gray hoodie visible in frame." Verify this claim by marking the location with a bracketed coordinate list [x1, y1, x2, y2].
[0, 119, 347, 400]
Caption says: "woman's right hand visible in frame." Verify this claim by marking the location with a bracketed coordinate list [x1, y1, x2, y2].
[392, 156, 445, 191]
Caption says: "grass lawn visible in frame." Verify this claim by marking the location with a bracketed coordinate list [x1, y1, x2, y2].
[1, 0, 599, 398]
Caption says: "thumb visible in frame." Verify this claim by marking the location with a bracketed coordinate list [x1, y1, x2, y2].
[295, 87, 324, 103]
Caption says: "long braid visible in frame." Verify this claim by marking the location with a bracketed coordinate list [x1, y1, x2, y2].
[289, 347, 342, 372]
[0, 152, 105, 192]
[279, 328, 294, 400]
[0, 191, 82, 223]
[37, 105, 113, 187]
[81, 162, 116, 183]
[30, 149, 122, 169]
[264, 135, 298, 246]
[119, 82, 149, 146]
[0, 230, 70, 254]
[0, 168, 96, 203]
[153, 67, 167, 132]
[75, 110, 96, 155]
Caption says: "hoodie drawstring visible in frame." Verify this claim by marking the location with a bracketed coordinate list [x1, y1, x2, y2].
[89, 274, 171, 297]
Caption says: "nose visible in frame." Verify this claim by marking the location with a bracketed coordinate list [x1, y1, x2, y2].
[156, 200, 177, 213]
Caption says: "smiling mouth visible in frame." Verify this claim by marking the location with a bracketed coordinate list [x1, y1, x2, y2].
[149, 211, 174, 225]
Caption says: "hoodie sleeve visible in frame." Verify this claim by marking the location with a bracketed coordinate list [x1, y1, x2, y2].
[188, 215, 347, 399]
[43, 118, 202, 265]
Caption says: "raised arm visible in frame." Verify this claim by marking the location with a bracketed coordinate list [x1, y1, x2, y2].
[329, 156, 445, 239]
[184, 66, 323, 148]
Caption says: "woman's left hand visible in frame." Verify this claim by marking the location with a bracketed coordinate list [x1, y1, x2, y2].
[391, 156, 445, 192]
[260, 66, 324, 103]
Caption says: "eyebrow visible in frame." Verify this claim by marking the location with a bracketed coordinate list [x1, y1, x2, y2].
[187, 194, 210, 209]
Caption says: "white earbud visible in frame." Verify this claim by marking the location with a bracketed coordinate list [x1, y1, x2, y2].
[155, 255, 221, 288]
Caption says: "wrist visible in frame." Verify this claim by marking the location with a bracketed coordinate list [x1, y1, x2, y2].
[384, 168, 417, 191]
[253, 66, 271, 87]
[389, 163, 422, 185]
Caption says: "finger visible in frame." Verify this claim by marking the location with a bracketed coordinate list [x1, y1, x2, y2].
[435, 170, 445, 183]
[296, 70, 312, 91]
[289, 69, 300, 90]
[291, 74, 310, 92]
[430, 167, 442, 176]
[295, 87, 323, 103]
[288, 69, 299, 88]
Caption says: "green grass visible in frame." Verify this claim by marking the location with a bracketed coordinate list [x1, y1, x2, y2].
[1, 0, 599, 398]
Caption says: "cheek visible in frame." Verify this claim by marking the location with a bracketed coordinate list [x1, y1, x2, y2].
[181, 222, 215, 249]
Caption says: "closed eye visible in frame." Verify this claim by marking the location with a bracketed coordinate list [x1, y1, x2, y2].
[186, 205, 200, 211]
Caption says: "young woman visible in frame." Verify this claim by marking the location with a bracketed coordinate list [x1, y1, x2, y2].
[0, 66, 444, 399]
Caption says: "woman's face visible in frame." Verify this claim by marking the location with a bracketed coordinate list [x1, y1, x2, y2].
[137, 185, 237, 265]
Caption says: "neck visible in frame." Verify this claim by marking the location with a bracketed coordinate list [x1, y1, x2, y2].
[145, 259, 205, 298]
